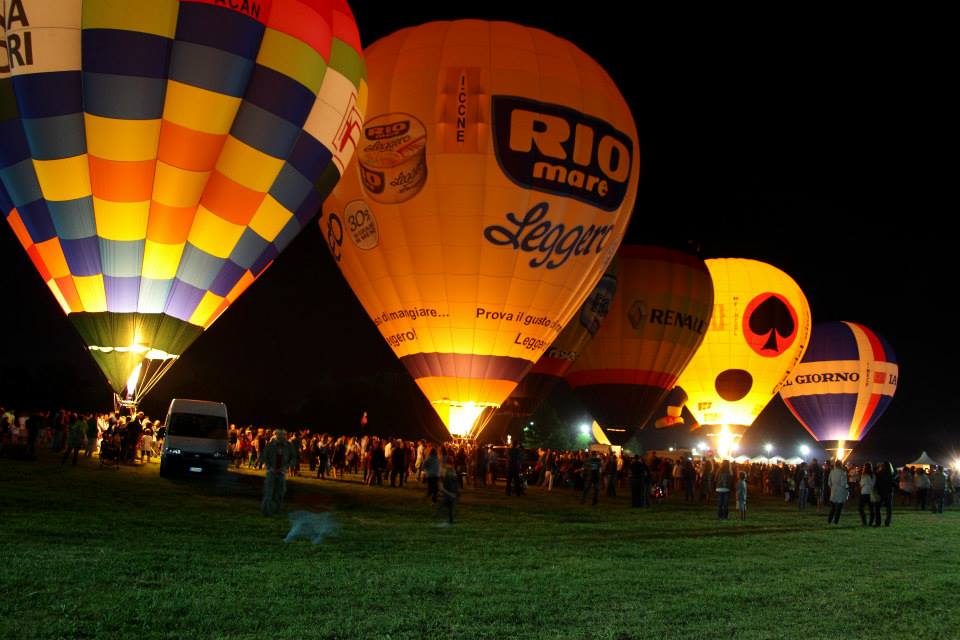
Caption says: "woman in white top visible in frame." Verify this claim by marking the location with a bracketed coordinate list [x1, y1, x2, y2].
[827, 460, 848, 524]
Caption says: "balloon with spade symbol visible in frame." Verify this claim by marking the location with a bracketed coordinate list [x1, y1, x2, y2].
[674, 258, 812, 458]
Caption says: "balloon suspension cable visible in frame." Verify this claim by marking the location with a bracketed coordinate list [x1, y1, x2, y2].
[134, 357, 179, 405]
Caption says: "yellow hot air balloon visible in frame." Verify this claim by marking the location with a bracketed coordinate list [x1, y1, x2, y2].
[322, 20, 639, 438]
[676, 258, 811, 458]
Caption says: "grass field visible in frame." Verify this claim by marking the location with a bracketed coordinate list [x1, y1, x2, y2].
[1, 453, 958, 640]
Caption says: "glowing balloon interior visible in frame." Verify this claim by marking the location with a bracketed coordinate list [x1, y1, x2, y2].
[0, 0, 366, 401]
[677, 258, 812, 455]
[322, 20, 639, 438]
[780, 321, 897, 457]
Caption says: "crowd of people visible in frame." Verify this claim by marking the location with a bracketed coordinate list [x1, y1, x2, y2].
[4, 404, 959, 527]
[0, 407, 163, 466]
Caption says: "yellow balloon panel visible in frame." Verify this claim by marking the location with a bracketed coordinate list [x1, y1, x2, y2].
[678, 258, 812, 429]
[322, 21, 639, 436]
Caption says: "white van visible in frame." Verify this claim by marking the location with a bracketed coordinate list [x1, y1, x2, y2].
[159, 399, 230, 477]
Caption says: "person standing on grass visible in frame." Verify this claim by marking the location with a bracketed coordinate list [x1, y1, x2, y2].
[437, 460, 460, 526]
[424, 447, 440, 501]
[506, 441, 525, 496]
[683, 458, 696, 503]
[795, 462, 809, 510]
[581, 450, 602, 506]
[84, 413, 99, 458]
[60, 413, 86, 466]
[930, 465, 947, 514]
[914, 467, 931, 510]
[140, 422, 154, 464]
[858, 463, 876, 526]
[827, 460, 848, 524]
[737, 471, 747, 520]
[700, 458, 714, 503]
[715, 460, 732, 519]
[629, 456, 648, 507]
[874, 461, 895, 526]
[605, 453, 618, 498]
[261, 429, 296, 516]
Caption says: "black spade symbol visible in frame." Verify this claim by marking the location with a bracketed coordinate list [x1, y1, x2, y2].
[748, 296, 795, 352]
[715, 369, 753, 402]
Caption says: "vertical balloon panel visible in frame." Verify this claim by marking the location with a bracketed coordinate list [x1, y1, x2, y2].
[0, 0, 365, 401]
[322, 21, 638, 438]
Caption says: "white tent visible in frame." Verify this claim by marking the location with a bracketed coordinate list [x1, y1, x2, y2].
[750, 455, 770, 464]
[733, 455, 751, 464]
[907, 451, 940, 468]
[769, 455, 786, 464]
[785, 456, 804, 465]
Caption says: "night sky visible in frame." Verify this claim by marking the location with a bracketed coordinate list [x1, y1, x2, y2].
[0, 4, 950, 462]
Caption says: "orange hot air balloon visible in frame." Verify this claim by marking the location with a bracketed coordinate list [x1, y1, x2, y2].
[321, 21, 639, 438]
[677, 258, 812, 458]
[566, 246, 714, 445]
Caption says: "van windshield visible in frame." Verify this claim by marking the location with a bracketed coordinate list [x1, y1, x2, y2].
[167, 413, 227, 439]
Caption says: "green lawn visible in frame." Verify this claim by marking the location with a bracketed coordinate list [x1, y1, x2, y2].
[1, 454, 957, 640]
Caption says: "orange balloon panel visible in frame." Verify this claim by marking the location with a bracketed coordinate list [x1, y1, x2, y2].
[566, 246, 713, 443]
[321, 21, 639, 437]
[677, 258, 812, 432]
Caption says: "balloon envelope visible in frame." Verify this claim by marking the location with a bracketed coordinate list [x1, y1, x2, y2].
[481, 258, 617, 443]
[780, 321, 897, 451]
[0, 0, 365, 400]
[321, 20, 639, 438]
[677, 258, 811, 450]
[566, 246, 714, 444]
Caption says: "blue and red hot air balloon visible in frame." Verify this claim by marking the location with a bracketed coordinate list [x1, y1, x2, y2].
[780, 321, 898, 460]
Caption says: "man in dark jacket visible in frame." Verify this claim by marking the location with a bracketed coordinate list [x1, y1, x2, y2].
[506, 442, 525, 496]
[629, 456, 650, 508]
[874, 461, 896, 526]
[581, 451, 602, 505]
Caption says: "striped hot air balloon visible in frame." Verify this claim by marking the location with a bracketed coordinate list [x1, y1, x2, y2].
[566, 246, 714, 445]
[321, 20, 638, 439]
[780, 321, 898, 461]
[0, 0, 365, 402]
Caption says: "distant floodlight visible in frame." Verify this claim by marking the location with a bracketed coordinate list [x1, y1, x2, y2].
[579, 423, 590, 436]
[764, 443, 774, 454]
[800, 445, 810, 456]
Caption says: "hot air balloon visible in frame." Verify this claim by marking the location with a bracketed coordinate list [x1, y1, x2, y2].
[0, 0, 366, 404]
[779, 321, 897, 461]
[676, 258, 811, 458]
[566, 245, 714, 445]
[480, 258, 617, 444]
[321, 20, 639, 438]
